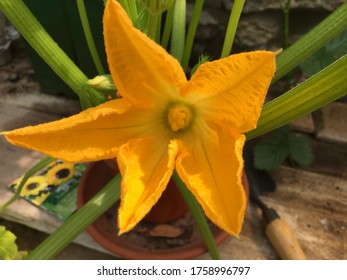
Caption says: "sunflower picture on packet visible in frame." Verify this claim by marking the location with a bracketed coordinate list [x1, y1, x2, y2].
[9, 160, 86, 220]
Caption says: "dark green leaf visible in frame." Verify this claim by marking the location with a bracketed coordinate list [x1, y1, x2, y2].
[325, 29, 347, 55]
[300, 30, 347, 76]
[190, 54, 211, 77]
[300, 48, 333, 76]
[288, 133, 314, 167]
[254, 129, 289, 171]
[254, 127, 314, 171]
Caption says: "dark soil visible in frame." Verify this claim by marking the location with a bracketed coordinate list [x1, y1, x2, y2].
[105, 204, 219, 251]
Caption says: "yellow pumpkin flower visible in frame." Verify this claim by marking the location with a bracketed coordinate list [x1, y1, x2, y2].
[2, 0, 276, 236]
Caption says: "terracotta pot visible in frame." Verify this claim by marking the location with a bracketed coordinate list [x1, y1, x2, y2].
[77, 160, 249, 260]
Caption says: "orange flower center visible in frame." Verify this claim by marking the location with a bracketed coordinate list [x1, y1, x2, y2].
[167, 104, 192, 132]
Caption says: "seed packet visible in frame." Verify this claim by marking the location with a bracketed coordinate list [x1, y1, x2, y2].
[8, 160, 86, 220]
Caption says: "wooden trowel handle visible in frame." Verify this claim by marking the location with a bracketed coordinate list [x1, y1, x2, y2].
[265, 219, 307, 260]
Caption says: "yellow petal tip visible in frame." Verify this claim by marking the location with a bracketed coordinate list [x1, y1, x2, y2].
[234, 234, 241, 241]
[274, 48, 283, 56]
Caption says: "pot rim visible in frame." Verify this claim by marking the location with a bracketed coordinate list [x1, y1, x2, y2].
[77, 160, 248, 260]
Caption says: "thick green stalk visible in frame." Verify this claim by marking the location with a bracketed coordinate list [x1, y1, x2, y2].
[0, 0, 107, 109]
[247, 54, 347, 140]
[170, 0, 186, 62]
[76, 0, 105, 75]
[173, 172, 221, 260]
[161, 6, 174, 48]
[273, 2, 347, 82]
[220, 0, 245, 58]
[181, 0, 204, 71]
[27, 174, 122, 260]
[0, 157, 56, 211]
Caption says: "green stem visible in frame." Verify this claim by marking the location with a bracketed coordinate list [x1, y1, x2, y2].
[148, 13, 159, 41]
[118, 0, 131, 17]
[173, 172, 221, 260]
[273, 1, 347, 83]
[161, 6, 174, 49]
[128, 0, 139, 28]
[27, 174, 122, 260]
[282, 0, 291, 91]
[0, 0, 107, 109]
[283, 0, 291, 49]
[170, 0, 186, 62]
[181, 0, 204, 71]
[246, 54, 347, 140]
[0, 157, 56, 212]
[155, 13, 162, 44]
[220, 0, 245, 58]
[76, 0, 105, 75]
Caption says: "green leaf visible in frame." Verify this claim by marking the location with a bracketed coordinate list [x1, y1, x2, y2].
[301, 30, 347, 76]
[14, 251, 28, 260]
[0, 226, 18, 260]
[288, 133, 314, 167]
[190, 54, 211, 77]
[273, 2, 347, 83]
[326, 29, 347, 54]
[254, 127, 314, 171]
[254, 129, 290, 171]
[300, 48, 332, 76]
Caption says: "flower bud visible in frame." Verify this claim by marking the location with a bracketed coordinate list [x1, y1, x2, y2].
[87, 74, 117, 99]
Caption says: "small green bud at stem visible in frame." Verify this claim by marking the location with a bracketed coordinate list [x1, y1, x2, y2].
[87, 75, 117, 99]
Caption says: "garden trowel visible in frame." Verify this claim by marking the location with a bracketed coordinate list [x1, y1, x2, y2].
[244, 143, 306, 260]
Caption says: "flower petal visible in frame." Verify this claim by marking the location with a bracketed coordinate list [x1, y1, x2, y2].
[3, 99, 163, 162]
[117, 137, 178, 234]
[183, 51, 276, 133]
[104, 0, 186, 107]
[176, 122, 247, 236]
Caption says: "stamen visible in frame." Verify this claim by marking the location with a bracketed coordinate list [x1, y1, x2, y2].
[168, 104, 192, 132]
